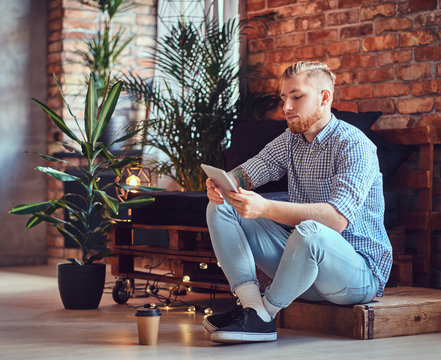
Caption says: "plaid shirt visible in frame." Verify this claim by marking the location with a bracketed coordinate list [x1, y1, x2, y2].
[241, 114, 392, 296]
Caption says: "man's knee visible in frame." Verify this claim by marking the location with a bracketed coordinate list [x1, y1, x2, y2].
[206, 201, 234, 225]
[286, 220, 329, 257]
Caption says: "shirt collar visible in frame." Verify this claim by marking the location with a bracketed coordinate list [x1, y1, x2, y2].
[311, 113, 338, 148]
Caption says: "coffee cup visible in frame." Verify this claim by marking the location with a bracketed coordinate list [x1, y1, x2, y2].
[135, 307, 161, 345]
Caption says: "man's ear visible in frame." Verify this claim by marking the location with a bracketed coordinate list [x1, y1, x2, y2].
[321, 89, 332, 106]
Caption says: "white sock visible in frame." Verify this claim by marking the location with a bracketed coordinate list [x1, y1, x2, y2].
[262, 295, 282, 319]
[234, 282, 271, 322]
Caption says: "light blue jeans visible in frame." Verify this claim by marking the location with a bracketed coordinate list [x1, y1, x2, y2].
[206, 202, 379, 309]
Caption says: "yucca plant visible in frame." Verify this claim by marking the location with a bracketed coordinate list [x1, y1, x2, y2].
[9, 74, 159, 265]
[123, 17, 278, 192]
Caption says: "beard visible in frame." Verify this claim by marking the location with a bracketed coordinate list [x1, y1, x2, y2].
[286, 105, 323, 134]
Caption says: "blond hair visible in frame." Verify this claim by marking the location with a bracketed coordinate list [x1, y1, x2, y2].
[283, 61, 336, 92]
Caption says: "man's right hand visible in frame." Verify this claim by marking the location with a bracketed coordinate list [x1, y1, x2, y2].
[206, 178, 225, 204]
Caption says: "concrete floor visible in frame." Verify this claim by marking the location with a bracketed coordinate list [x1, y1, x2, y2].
[0, 264, 440, 360]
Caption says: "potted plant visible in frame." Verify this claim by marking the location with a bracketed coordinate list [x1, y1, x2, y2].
[9, 74, 158, 309]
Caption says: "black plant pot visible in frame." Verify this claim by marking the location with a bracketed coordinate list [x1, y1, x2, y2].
[57, 263, 106, 310]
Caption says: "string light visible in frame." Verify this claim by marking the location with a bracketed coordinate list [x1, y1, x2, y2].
[236, 298, 241, 306]
[186, 286, 192, 293]
[204, 307, 213, 315]
[199, 262, 208, 270]
[217, 261, 221, 268]
[187, 306, 196, 312]
[182, 275, 191, 283]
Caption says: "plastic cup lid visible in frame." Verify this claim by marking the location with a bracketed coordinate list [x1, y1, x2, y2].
[135, 307, 161, 317]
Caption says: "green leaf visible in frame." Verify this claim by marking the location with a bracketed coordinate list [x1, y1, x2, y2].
[119, 195, 155, 209]
[95, 190, 120, 215]
[56, 225, 83, 251]
[85, 74, 98, 141]
[9, 201, 55, 215]
[115, 183, 164, 192]
[36, 166, 79, 182]
[32, 98, 81, 143]
[92, 81, 123, 146]
[109, 128, 143, 146]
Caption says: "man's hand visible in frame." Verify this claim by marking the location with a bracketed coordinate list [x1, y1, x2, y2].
[228, 187, 268, 219]
[206, 178, 226, 204]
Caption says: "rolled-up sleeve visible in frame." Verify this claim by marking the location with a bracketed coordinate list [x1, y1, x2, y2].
[240, 130, 290, 189]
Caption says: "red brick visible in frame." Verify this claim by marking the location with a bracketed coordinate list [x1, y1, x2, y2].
[248, 52, 265, 66]
[277, 2, 324, 18]
[328, 40, 360, 56]
[411, 80, 441, 97]
[436, 97, 441, 111]
[415, 46, 441, 61]
[64, 8, 97, 20]
[48, 8, 63, 21]
[414, 11, 441, 27]
[340, 24, 373, 39]
[377, 50, 412, 66]
[307, 29, 338, 43]
[275, 33, 305, 48]
[399, 30, 437, 47]
[340, 85, 373, 100]
[331, 101, 358, 112]
[249, 38, 274, 52]
[397, 97, 434, 114]
[335, 71, 357, 85]
[376, 115, 413, 129]
[246, 22, 267, 40]
[267, 20, 295, 36]
[362, 34, 397, 52]
[260, 65, 279, 78]
[438, 64, 441, 77]
[62, 19, 95, 30]
[268, 49, 298, 63]
[268, 0, 294, 7]
[338, 0, 363, 8]
[375, 18, 412, 35]
[419, 113, 441, 126]
[361, 4, 395, 21]
[342, 55, 376, 69]
[397, 63, 432, 80]
[64, 31, 87, 40]
[48, 19, 62, 31]
[358, 68, 394, 83]
[400, 0, 437, 13]
[327, 57, 342, 71]
[374, 83, 411, 97]
[295, 14, 326, 31]
[295, 44, 326, 59]
[327, 10, 359, 26]
[247, 1, 266, 13]
[358, 98, 395, 114]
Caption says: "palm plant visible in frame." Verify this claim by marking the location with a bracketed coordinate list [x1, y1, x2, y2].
[76, 0, 135, 92]
[123, 17, 278, 192]
[9, 75, 159, 265]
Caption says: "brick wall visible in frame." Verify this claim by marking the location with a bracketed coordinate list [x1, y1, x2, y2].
[46, 0, 156, 260]
[244, 0, 441, 130]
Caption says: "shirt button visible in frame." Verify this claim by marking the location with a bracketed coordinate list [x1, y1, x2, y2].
[305, 172, 308, 176]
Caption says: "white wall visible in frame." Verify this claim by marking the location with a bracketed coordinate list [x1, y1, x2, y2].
[0, 0, 48, 265]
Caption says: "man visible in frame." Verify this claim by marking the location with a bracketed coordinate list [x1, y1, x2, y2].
[203, 61, 392, 344]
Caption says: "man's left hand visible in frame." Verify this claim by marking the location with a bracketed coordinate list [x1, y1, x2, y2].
[228, 187, 268, 219]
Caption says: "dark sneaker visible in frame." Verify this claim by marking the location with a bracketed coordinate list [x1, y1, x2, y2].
[202, 305, 243, 333]
[210, 307, 277, 343]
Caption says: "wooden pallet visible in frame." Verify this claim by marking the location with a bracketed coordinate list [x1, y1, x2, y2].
[278, 286, 441, 339]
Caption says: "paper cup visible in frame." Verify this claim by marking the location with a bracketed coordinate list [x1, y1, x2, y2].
[135, 307, 161, 345]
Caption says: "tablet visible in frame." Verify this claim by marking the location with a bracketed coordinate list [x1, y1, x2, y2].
[201, 164, 238, 203]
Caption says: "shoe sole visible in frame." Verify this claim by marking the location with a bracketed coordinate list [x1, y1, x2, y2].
[202, 318, 217, 333]
[211, 331, 277, 343]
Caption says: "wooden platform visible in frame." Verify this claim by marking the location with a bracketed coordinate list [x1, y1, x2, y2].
[278, 286, 441, 339]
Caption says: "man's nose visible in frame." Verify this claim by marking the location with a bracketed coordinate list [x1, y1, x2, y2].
[283, 99, 293, 112]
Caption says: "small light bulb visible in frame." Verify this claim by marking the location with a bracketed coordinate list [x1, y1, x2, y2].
[236, 299, 241, 306]
[186, 286, 192, 293]
[187, 306, 196, 312]
[126, 174, 141, 187]
[182, 275, 191, 283]
[217, 261, 221, 268]
[149, 303, 156, 309]
[204, 307, 213, 315]
[199, 262, 208, 270]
